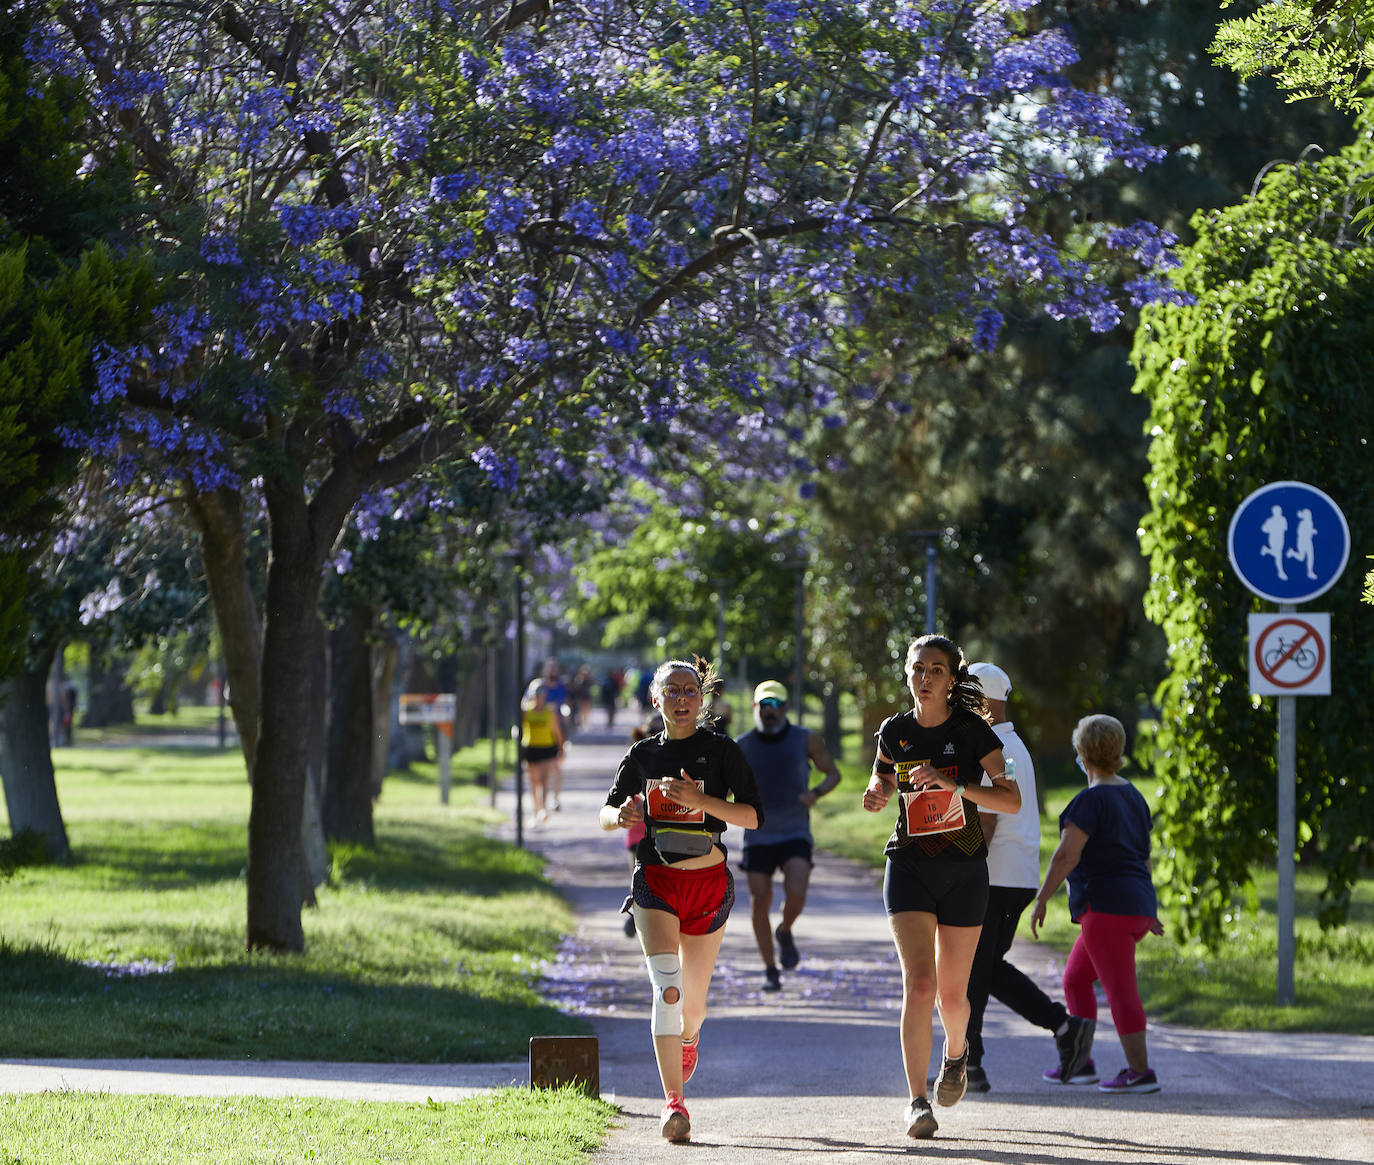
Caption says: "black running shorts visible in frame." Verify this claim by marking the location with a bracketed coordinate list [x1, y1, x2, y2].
[883, 851, 989, 926]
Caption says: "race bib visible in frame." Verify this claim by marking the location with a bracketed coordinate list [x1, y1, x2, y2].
[646, 778, 706, 824]
[900, 788, 967, 836]
[894, 760, 966, 836]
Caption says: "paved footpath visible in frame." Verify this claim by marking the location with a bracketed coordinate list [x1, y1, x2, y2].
[4, 710, 1372, 1165]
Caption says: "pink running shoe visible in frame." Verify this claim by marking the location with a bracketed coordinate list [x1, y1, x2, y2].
[681, 1032, 700, 1084]
[660, 1094, 691, 1142]
[1098, 1067, 1160, 1094]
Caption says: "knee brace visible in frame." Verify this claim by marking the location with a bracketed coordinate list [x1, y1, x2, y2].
[646, 952, 683, 1037]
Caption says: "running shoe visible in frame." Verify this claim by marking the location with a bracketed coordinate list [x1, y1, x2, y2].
[1098, 1067, 1160, 1094]
[1042, 1057, 1099, 1084]
[775, 925, 800, 970]
[1055, 1015, 1095, 1084]
[964, 1065, 991, 1093]
[681, 1032, 700, 1084]
[934, 1044, 969, 1107]
[904, 1096, 938, 1139]
[661, 1094, 691, 1142]
[762, 965, 781, 992]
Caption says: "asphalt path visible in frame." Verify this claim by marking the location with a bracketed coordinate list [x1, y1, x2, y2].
[523, 713, 1374, 1163]
[4, 708, 1372, 1165]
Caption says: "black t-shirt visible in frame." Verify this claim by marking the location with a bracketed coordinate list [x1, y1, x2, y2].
[605, 729, 764, 867]
[875, 707, 1003, 862]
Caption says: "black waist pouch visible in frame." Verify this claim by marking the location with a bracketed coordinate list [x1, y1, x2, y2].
[652, 827, 718, 860]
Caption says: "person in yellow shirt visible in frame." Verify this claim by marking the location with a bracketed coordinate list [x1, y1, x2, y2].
[522, 681, 564, 824]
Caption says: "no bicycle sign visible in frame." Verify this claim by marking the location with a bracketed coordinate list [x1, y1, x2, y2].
[1248, 613, 1331, 696]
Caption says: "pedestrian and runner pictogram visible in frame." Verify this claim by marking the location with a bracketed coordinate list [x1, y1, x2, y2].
[1249, 613, 1330, 696]
[1228, 481, 1350, 604]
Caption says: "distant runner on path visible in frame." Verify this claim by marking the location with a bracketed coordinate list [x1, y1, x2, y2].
[599, 657, 764, 1144]
[735, 679, 841, 992]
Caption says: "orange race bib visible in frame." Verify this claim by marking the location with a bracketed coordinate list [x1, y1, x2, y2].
[895, 760, 966, 836]
[646, 779, 706, 824]
[900, 788, 967, 836]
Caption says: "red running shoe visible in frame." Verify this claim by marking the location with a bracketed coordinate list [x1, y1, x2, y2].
[681, 1032, 700, 1084]
[660, 1094, 691, 1142]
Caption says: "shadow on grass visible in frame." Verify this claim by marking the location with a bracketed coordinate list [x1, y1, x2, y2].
[64, 816, 550, 899]
[0, 939, 588, 1062]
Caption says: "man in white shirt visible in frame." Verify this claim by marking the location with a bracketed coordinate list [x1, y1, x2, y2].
[963, 663, 1091, 1091]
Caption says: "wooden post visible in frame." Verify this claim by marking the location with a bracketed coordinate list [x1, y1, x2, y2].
[529, 1036, 600, 1096]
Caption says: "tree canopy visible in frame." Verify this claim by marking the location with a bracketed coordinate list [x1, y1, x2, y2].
[25, 0, 1181, 948]
[1212, 0, 1374, 111]
[1132, 139, 1374, 945]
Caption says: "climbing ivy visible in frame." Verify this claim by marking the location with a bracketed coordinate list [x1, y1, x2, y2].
[1132, 141, 1374, 947]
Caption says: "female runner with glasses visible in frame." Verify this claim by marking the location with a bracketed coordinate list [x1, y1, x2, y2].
[600, 657, 764, 1143]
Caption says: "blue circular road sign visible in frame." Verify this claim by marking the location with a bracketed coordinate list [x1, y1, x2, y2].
[1228, 481, 1350, 604]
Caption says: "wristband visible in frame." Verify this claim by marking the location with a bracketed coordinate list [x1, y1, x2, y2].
[874, 759, 896, 775]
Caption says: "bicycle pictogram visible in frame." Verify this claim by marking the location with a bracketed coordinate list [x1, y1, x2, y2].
[1262, 636, 1317, 671]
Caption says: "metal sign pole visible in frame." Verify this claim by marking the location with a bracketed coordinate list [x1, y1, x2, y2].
[1276, 603, 1296, 1006]
[1230, 482, 1349, 1009]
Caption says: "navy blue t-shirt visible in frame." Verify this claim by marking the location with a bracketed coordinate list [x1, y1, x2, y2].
[1060, 781, 1157, 920]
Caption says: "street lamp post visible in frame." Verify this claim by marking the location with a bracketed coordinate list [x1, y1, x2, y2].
[912, 529, 941, 634]
[505, 551, 527, 849]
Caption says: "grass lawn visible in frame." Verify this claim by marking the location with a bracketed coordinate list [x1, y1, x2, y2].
[0, 718, 589, 1061]
[813, 752, 1374, 1034]
[0, 1088, 615, 1165]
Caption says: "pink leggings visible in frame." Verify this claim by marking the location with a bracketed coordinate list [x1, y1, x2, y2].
[1063, 910, 1152, 1037]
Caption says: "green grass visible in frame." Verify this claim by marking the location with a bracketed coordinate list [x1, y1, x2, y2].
[1, 733, 588, 1061]
[0, 1088, 615, 1165]
[812, 756, 1374, 1034]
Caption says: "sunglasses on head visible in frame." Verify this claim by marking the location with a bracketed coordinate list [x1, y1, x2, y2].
[759, 698, 785, 709]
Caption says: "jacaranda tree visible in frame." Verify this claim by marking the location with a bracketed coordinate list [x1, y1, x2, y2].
[29, 0, 1178, 949]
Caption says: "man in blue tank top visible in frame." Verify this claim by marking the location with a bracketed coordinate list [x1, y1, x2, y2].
[735, 680, 842, 991]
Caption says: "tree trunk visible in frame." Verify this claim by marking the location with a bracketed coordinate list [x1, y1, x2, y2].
[185, 488, 262, 777]
[300, 613, 329, 894]
[370, 627, 397, 799]
[451, 648, 484, 750]
[83, 648, 135, 727]
[388, 632, 424, 771]
[822, 683, 843, 761]
[246, 483, 328, 952]
[0, 659, 71, 862]
[324, 602, 376, 846]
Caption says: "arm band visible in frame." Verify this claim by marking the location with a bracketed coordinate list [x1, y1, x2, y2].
[874, 760, 896, 775]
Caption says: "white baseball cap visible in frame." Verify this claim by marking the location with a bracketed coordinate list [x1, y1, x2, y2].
[968, 662, 1011, 701]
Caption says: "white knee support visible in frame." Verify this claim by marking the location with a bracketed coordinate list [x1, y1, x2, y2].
[646, 953, 683, 1037]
